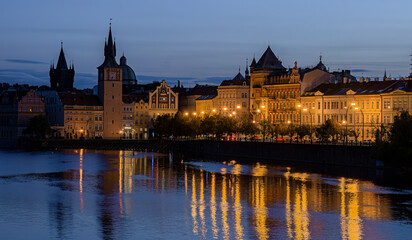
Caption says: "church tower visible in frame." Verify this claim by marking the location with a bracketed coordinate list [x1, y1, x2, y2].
[98, 24, 123, 139]
[49, 43, 74, 92]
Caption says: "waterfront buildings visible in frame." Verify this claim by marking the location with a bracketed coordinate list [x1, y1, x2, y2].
[195, 95, 218, 115]
[249, 47, 335, 124]
[300, 78, 412, 140]
[0, 89, 45, 146]
[59, 92, 103, 139]
[217, 71, 250, 116]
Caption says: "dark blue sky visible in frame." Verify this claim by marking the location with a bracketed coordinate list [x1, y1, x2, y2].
[1, 0, 412, 89]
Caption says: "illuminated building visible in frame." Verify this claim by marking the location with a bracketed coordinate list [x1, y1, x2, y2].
[218, 70, 250, 116]
[301, 78, 412, 140]
[195, 95, 218, 116]
[249, 47, 332, 124]
[58, 92, 103, 139]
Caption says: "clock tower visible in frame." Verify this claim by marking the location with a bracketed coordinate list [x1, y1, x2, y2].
[98, 25, 123, 139]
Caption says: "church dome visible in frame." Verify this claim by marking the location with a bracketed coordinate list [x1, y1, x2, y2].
[119, 55, 137, 85]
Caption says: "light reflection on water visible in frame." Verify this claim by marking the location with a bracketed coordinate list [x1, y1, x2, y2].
[0, 149, 411, 239]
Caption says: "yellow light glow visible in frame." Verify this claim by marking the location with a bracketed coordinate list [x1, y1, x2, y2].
[193, 112, 197, 116]
[201, 111, 205, 114]
[261, 105, 265, 109]
[351, 102, 356, 106]
[303, 108, 308, 112]
[287, 120, 291, 124]
[236, 105, 241, 109]
[257, 109, 260, 113]
[342, 120, 346, 124]
[232, 111, 236, 115]
[297, 104, 302, 108]
[223, 107, 227, 111]
[212, 109, 216, 112]
[229, 114, 232, 117]
[354, 107, 359, 110]
[185, 112, 189, 116]
[252, 120, 256, 124]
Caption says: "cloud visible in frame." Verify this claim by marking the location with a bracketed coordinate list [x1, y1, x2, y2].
[0, 69, 225, 89]
[351, 69, 371, 73]
[4, 59, 48, 65]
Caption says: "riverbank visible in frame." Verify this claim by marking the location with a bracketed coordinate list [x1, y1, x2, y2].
[26, 139, 380, 168]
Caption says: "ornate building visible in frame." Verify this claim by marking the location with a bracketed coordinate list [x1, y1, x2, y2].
[50, 43, 75, 92]
[249, 46, 301, 123]
[301, 78, 412, 141]
[217, 71, 250, 116]
[149, 80, 178, 118]
[249, 46, 333, 124]
[98, 25, 123, 139]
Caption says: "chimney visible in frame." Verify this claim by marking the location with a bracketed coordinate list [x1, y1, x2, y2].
[359, 77, 364, 83]
[343, 77, 348, 84]
[366, 77, 370, 83]
[375, 77, 379, 81]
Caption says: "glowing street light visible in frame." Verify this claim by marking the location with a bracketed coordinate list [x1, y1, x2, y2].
[212, 109, 216, 113]
[232, 111, 236, 115]
[193, 112, 197, 116]
[223, 107, 227, 111]
[184, 112, 189, 116]
[287, 120, 291, 124]
[236, 105, 241, 109]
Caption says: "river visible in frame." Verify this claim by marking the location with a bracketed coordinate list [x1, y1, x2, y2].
[0, 149, 411, 239]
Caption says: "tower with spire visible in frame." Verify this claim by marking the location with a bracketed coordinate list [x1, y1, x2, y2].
[49, 42, 75, 92]
[97, 22, 123, 139]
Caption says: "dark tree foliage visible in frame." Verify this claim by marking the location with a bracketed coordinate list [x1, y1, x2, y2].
[23, 115, 51, 138]
[315, 119, 341, 142]
[374, 111, 412, 167]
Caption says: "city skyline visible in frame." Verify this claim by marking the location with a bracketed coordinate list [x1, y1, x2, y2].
[1, 0, 412, 89]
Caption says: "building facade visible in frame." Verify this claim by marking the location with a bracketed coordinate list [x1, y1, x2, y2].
[217, 72, 250, 117]
[300, 79, 412, 141]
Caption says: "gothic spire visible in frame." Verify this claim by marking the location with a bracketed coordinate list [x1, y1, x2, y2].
[56, 42, 68, 70]
[99, 23, 119, 68]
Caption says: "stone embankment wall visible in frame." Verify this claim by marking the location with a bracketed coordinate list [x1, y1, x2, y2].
[36, 139, 377, 168]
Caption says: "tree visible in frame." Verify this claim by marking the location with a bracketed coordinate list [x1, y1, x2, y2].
[315, 119, 341, 142]
[295, 125, 311, 141]
[238, 113, 258, 138]
[23, 115, 51, 138]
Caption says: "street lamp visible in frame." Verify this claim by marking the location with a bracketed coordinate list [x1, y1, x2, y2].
[354, 107, 364, 142]
[184, 112, 189, 116]
[297, 104, 302, 126]
[344, 102, 356, 142]
[303, 108, 313, 139]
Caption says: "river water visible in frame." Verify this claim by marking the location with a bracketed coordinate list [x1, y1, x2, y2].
[0, 149, 411, 240]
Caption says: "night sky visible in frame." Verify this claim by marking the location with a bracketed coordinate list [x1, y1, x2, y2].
[1, 0, 412, 89]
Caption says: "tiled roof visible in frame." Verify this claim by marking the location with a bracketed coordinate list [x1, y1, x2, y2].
[220, 79, 250, 86]
[303, 80, 412, 96]
[58, 92, 102, 106]
[196, 95, 217, 100]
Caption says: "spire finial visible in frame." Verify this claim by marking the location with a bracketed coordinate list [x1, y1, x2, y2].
[110, 18, 112, 27]
[320, 52, 322, 62]
[239, 65, 241, 73]
[61, 41, 63, 49]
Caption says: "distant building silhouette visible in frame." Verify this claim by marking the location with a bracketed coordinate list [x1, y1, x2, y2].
[50, 43, 74, 92]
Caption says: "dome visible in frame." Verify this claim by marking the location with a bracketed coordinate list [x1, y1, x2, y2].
[119, 55, 137, 85]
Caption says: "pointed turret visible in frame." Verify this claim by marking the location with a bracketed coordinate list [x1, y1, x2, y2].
[384, 69, 387, 81]
[245, 58, 250, 79]
[99, 25, 119, 68]
[49, 42, 75, 91]
[56, 42, 68, 70]
[249, 56, 257, 74]
[314, 55, 327, 71]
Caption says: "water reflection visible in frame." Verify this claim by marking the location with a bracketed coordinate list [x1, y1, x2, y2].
[1, 149, 411, 239]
